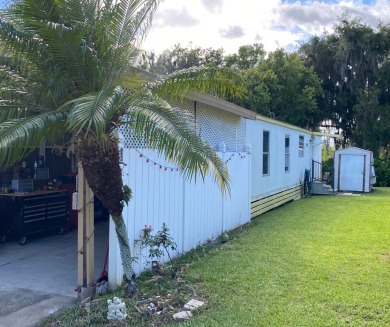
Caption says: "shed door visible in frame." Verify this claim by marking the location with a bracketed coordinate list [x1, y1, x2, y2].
[339, 154, 365, 192]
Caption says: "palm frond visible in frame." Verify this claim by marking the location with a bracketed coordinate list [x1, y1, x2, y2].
[0, 60, 30, 96]
[0, 109, 68, 167]
[125, 94, 231, 194]
[65, 87, 128, 138]
[0, 0, 234, 193]
[128, 0, 162, 45]
[97, 0, 161, 86]
[0, 105, 27, 123]
[151, 67, 245, 102]
[1, 0, 99, 103]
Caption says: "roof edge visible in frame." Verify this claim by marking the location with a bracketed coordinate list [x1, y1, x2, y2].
[256, 114, 312, 135]
[255, 115, 343, 138]
[133, 68, 257, 120]
[187, 92, 257, 120]
[312, 131, 342, 138]
[335, 146, 372, 152]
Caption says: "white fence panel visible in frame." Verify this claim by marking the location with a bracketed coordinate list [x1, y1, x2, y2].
[182, 167, 223, 252]
[109, 148, 251, 285]
[222, 152, 251, 231]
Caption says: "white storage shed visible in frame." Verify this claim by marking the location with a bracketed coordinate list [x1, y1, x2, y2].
[333, 147, 376, 193]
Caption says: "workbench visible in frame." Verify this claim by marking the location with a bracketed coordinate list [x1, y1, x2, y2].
[0, 190, 68, 245]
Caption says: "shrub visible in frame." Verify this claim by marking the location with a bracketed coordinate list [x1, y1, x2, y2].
[374, 150, 390, 186]
[135, 223, 177, 273]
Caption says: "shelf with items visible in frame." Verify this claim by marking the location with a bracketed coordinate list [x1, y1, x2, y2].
[35, 167, 50, 180]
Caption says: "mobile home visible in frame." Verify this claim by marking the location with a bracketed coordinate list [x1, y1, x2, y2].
[109, 93, 323, 286]
[248, 117, 322, 217]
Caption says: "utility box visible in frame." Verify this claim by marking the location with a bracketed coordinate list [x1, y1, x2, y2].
[334, 147, 375, 193]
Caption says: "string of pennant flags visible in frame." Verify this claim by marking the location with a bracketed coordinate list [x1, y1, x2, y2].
[135, 149, 179, 172]
[223, 152, 247, 163]
[133, 149, 248, 173]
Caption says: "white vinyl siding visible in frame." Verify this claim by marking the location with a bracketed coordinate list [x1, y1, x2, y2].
[247, 119, 322, 201]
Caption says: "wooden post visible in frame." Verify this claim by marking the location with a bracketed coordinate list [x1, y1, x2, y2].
[77, 162, 95, 290]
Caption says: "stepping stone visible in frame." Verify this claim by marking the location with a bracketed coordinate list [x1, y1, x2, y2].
[173, 311, 192, 320]
[184, 299, 204, 310]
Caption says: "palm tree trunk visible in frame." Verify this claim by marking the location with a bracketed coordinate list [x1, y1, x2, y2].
[77, 134, 137, 296]
[111, 213, 137, 297]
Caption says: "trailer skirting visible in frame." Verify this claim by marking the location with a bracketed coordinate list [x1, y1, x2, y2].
[250, 185, 301, 218]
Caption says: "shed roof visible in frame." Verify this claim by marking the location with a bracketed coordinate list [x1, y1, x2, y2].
[335, 147, 372, 153]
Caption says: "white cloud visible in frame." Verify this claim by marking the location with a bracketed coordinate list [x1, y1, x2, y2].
[200, 0, 224, 13]
[219, 25, 245, 39]
[152, 7, 199, 28]
[275, 0, 390, 35]
[143, 0, 390, 55]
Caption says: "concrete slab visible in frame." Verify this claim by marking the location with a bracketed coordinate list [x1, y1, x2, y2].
[0, 286, 77, 327]
[0, 287, 52, 317]
[336, 192, 362, 196]
[0, 219, 109, 326]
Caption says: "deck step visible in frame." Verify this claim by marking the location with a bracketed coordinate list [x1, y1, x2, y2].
[311, 180, 335, 195]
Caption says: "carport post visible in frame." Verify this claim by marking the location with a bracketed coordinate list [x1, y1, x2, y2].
[77, 162, 95, 300]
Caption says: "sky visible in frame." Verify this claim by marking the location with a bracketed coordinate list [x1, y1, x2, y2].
[142, 0, 390, 55]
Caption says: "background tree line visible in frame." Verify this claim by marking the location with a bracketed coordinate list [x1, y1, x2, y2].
[138, 17, 390, 186]
[139, 17, 390, 155]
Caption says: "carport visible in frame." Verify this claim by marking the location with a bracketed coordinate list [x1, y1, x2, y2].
[0, 140, 109, 299]
[0, 218, 108, 327]
[0, 163, 109, 327]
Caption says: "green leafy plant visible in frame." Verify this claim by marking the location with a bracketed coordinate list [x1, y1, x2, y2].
[122, 185, 132, 205]
[136, 223, 177, 266]
[374, 149, 390, 186]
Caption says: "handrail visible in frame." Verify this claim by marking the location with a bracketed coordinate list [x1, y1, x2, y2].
[311, 160, 322, 182]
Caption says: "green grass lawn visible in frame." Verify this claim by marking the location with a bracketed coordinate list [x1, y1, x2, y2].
[39, 188, 390, 327]
[179, 188, 390, 327]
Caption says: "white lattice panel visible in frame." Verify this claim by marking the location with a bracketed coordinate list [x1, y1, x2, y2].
[118, 114, 145, 148]
[197, 103, 246, 152]
[119, 99, 196, 149]
[172, 98, 197, 134]
[236, 118, 247, 152]
[119, 98, 247, 152]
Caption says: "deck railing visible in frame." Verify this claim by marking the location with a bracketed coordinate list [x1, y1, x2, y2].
[311, 160, 322, 182]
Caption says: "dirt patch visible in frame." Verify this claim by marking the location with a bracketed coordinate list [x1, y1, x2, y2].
[381, 253, 390, 262]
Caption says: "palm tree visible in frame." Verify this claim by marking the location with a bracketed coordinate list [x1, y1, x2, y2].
[0, 0, 242, 295]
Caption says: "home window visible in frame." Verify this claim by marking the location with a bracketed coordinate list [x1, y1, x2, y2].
[299, 135, 304, 157]
[263, 130, 270, 175]
[285, 135, 290, 172]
